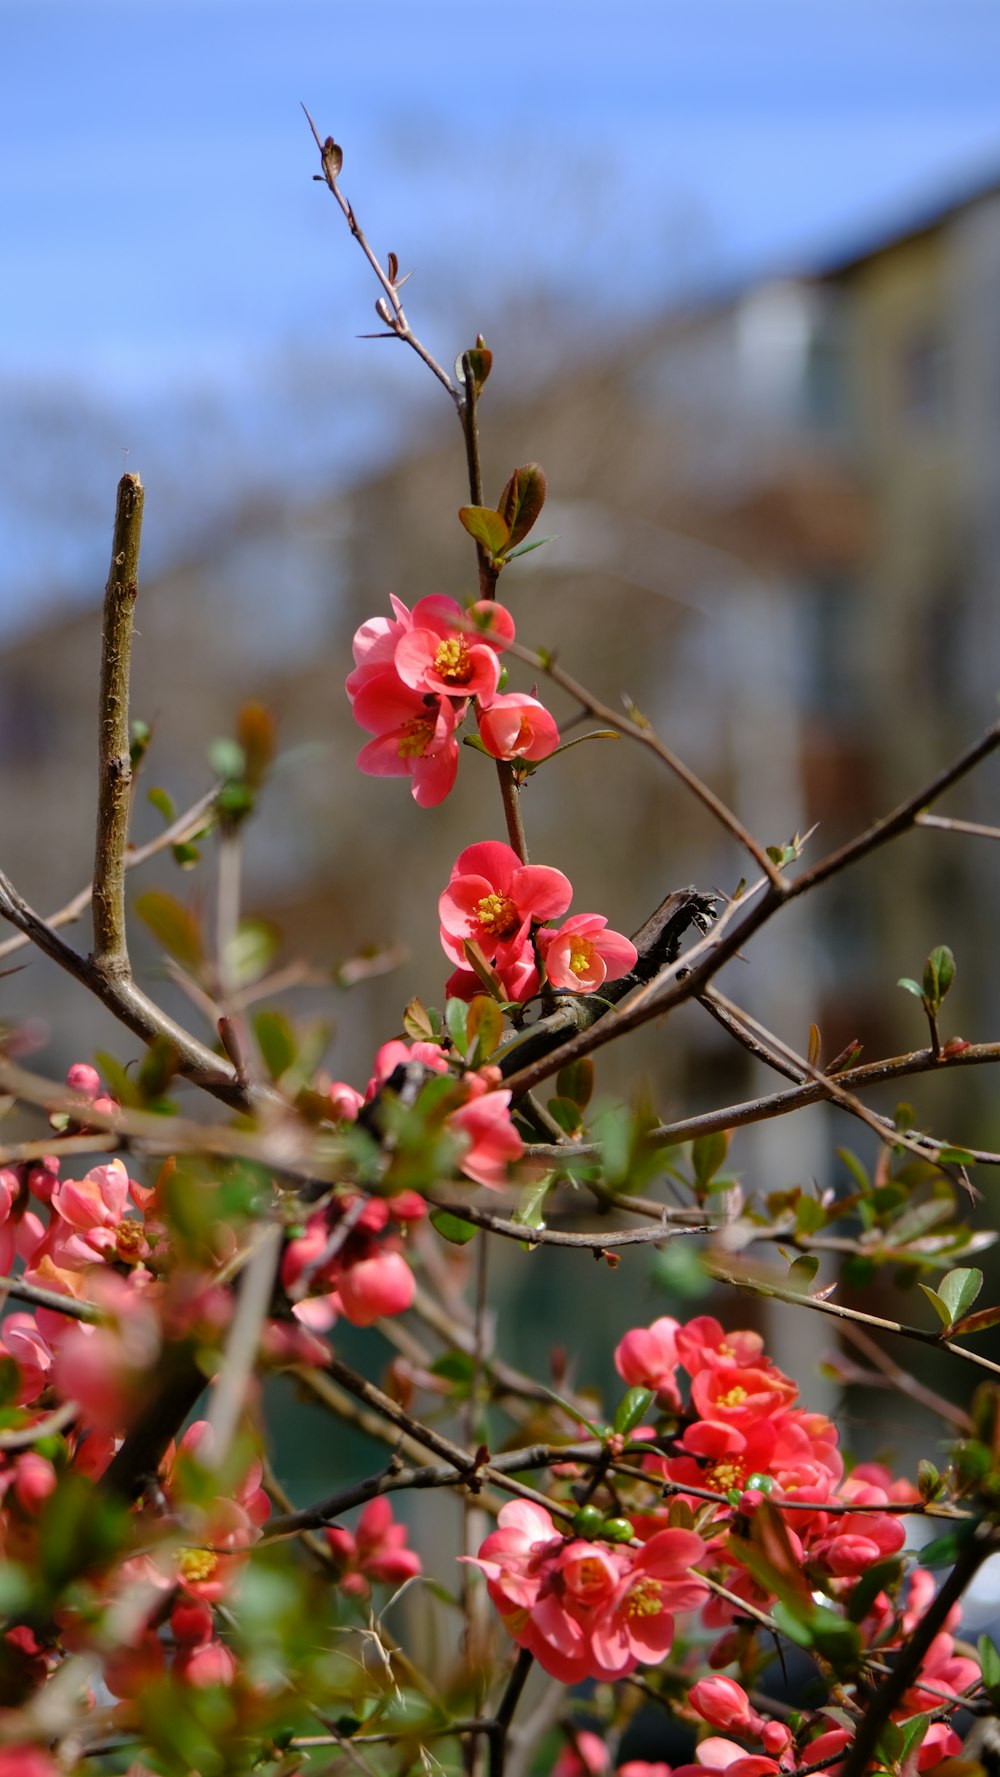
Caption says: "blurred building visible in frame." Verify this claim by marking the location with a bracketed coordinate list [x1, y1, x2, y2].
[3, 171, 999, 1186]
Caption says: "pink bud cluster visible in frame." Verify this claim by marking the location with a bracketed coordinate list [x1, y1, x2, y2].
[325, 1495, 422, 1596]
[346, 594, 559, 804]
[440, 840, 638, 1003]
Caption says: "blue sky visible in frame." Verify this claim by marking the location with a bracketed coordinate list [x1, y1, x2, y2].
[3, 0, 1000, 628]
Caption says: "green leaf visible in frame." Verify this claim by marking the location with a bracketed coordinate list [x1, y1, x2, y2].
[225, 918, 280, 989]
[924, 944, 956, 1005]
[898, 976, 924, 999]
[938, 1266, 983, 1322]
[445, 996, 470, 1057]
[430, 1351, 475, 1392]
[919, 1283, 954, 1327]
[209, 736, 246, 780]
[979, 1634, 1000, 1699]
[465, 995, 504, 1066]
[171, 841, 201, 869]
[457, 506, 510, 557]
[147, 785, 176, 823]
[134, 889, 204, 971]
[847, 1557, 904, 1623]
[513, 1175, 552, 1231]
[429, 1209, 478, 1246]
[546, 1096, 583, 1136]
[502, 534, 555, 562]
[795, 1195, 826, 1235]
[612, 1386, 655, 1437]
[556, 1058, 594, 1110]
[788, 1254, 820, 1287]
[692, 1129, 729, 1189]
[253, 1010, 297, 1082]
[496, 463, 547, 550]
[937, 1145, 976, 1166]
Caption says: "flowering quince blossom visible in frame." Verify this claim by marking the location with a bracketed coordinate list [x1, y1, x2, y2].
[439, 839, 573, 1001]
[393, 594, 515, 701]
[324, 1036, 525, 1197]
[477, 690, 560, 762]
[466, 1498, 706, 1682]
[352, 675, 463, 807]
[537, 913, 638, 993]
[325, 1496, 422, 1596]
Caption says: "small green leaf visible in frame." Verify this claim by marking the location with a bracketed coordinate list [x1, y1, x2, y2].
[937, 1145, 976, 1166]
[918, 1283, 953, 1327]
[134, 889, 203, 971]
[147, 785, 176, 823]
[209, 737, 246, 780]
[924, 944, 956, 1005]
[445, 996, 470, 1057]
[692, 1129, 729, 1189]
[979, 1634, 1000, 1697]
[612, 1386, 655, 1437]
[430, 1351, 475, 1391]
[171, 841, 201, 869]
[225, 918, 280, 989]
[429, 1209, 478, 1245]
[546, 1096, 583, 1136]
[897, 977, 923, 999]
[795, 1195, 826, 1235]
[938, 1266, 983, 1322]
[461, 340, 492, 395]
[556, 1058, 594, 1110]
[253, 1010, 297, 1082]
[457, 506, 510, 557]
[513, 1175, 552, 1231]
[788, 1254, 819, 1287]
[502, 534, 555, 562]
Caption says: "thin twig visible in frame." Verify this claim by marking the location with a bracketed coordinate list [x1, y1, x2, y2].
[303, 105, 459, 402]
[916, 811, 1000, 841]
[203, 1221, 283, 1468]
[505, 636, 783, 885]
[708, 1261, 1000, 1379]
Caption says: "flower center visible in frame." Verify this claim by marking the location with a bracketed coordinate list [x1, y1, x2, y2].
[705, 1457, 746, 1493]
[568, 939, 594, 977]
[115, 1219, 145, 1259]
[433, 636, 473, 685]
[179, 1548, 219, 1584]
[476, 892, 520, 942]
[397, 717, 433, 759]
[625, 1577, 664, 1620]
[717, 1385, 748, 1408]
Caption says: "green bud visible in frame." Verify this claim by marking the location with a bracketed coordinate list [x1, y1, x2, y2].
[571, 1506, 605, 1539]
[601, 1516, 634, 1544]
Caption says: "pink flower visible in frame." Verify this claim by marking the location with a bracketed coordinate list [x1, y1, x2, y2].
[346, 594, 415, 700]
[615, 1317, 682, 1409]
[477, 692, 559, 761]
[394, 595, 515, 703]
[174, 1638, 237, 1687]
[448, 1081, 524, 1188]
[538, 914, 638, 993]
[48, 1158, 148, 1266]
[675, 1318, 766, 1376]
[352, 677, 462, 807]
[587, 1529, 707, 1677]
[335, 1250, 415, 1326]
[439, 840, 572, 977]
[326, 1496, 422, 1595]
[553, 1733, 611, 1777]
[689, 1677, 765, 1737]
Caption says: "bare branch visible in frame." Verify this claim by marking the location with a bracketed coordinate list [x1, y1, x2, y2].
[93, 472, 144, 972]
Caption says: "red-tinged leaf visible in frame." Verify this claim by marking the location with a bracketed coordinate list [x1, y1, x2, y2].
[807, 1022, 821, 1068]
[387, 250, 399, 282]
[949, 1302, 1000, 1338]
[465, 995, 504, 1065]
[496, 463, 547, 549]
[462, 342, 492, 394]
[134, 889, 204, 971]
[458, 505, 510, 557]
